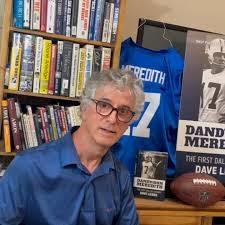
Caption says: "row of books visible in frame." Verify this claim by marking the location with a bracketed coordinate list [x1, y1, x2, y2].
[6, 32, 111, 97]
[2, 98, 81, 153]
[13, 0, 120, 42]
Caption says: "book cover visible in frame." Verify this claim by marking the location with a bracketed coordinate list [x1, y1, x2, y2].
[71, 0, 79, 36]
[60, 41, 73, 96]
[76, 0, 91, 39]
[65, 0, 72, 36]
[23, 0, 30, 28]
[111, 0, 120, 42]
[7, 98, 23, 152]
[33, 36, 43, 93]
[46, 0, 56, 33]
[8, 33, 22, 91]
[48, 44, 57, 95]
[40, 0, 47, 32]
[133, 151, 168, 200]
[55, 0, 64, 34]
[19, 34, 35, 92]
[176, 31, 225, 183]
[39, 39, 52, 94]
[2, 100, 12, 153]
[32, 0, 41, 30]
[13, 0, 24, 28]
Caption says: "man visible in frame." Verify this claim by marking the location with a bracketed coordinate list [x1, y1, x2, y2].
[199, 38, 225, 123]
[0, 70, 145, 225]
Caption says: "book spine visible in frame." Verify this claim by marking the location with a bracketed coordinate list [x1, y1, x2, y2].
[100, 47, 111, 71]
[4, 65, 10, 88]
[47, 105, 58, 140]
[40, 0, 47, 31]
[19, 34, 35, 92]
[2, 100, 12, 153]
[54, 41, 63, 95]
[101, 1, 110, 42]
[107, 1, 114, 43]
[8, 33, 22, 91]
[7, 98, 22, 151]
[53, 105, 62, 138]
[32, 0, 41, 30]
[33, 113, 43, 145]
[60, 41, 73, 97]
[73, 105, 81, 126]
[76, 48, 86, 97]
[46, 0, 56, 33]
[48, 44, 57, 95]
[111, 0, 119, 42]
[84, 44, 94, 81]
[13, 0, 24, 28]
[88, 0, 97, 40]
[55, 0, 64, 34]
[76, 0, 91, 39]
[65, 107, 72, 130]
[23, 0, 30, 28]
[65, 0, 72, 36]
[33, 36, 43, 93]
[71, 0, 79, 36]
[93, 0, 105, 41]
[39, 39, 52, 94]
[15, 101, 26, 150]
[62, 0, 68, 35]
[30, 0, 34, 29]
[92, 47, 102, 72]
[69, 43, 80, 98]
[26, 105, 38, 147]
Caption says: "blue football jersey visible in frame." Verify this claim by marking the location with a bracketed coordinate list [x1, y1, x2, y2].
[112, 38, 184, 177]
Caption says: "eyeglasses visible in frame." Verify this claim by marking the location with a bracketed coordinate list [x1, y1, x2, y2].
[91, 99, 135, 123]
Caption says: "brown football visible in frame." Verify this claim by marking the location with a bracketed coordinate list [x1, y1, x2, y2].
[170, 172, 225, 207]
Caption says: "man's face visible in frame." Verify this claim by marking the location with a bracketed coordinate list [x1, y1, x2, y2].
[212, 52, 225, 73]
[81, 84, 136, 148]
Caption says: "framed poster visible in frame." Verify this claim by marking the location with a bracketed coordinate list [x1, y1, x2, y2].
[176, 30, 225, 182]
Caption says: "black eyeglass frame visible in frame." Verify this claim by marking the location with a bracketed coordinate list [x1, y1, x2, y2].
[90, 98, 136, 123]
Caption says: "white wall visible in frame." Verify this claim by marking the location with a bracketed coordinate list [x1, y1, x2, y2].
[123, 0, 225, 40]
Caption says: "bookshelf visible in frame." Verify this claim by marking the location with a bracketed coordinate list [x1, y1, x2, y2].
[0, 0, 127, 153]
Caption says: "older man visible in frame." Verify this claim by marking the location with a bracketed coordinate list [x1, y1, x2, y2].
[0, 69, 145, 225]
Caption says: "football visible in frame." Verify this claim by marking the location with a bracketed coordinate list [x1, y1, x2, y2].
[170, 172, 225, 207]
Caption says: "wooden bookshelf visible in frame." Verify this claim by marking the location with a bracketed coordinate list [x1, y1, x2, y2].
[10, 27, 115, 48]
[3, 89, 80, 102]
[0, 0, 127, 153]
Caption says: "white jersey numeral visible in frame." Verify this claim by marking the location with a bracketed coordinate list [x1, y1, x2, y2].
[124, 92, 160, 138]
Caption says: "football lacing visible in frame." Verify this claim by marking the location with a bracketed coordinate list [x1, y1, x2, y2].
[193, 179, 217, 186]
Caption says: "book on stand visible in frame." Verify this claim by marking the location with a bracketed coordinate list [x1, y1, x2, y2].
[133, 151, 168, 200]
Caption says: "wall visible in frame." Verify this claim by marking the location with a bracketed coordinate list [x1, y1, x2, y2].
[123, 0, 225, 40]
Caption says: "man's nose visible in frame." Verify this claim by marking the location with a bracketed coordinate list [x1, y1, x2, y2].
[106, 109, 118, 123]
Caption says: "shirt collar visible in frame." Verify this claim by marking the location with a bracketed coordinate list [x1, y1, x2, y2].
[58, 127, 115, 171]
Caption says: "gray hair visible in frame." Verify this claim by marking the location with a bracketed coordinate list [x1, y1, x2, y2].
[80, 69, 145, 117]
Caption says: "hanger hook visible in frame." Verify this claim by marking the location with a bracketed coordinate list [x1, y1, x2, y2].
[138, 18, 146, 30]
[162, 22, 173, 48]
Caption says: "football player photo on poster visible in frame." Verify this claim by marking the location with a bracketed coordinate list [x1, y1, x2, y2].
[176, 31, 225, 182]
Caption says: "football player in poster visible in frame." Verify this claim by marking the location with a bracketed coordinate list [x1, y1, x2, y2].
[198, 38, 225, 123]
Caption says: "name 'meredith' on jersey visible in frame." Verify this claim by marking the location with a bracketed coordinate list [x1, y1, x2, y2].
[112, 38, 184, 177]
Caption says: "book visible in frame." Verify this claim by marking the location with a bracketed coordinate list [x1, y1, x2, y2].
[46, 0, 56, 33]
[100, 47, 111, 70]
[23, 0, 30, 28]
[176, 31, 225, 183]
[111, 0, 120, 42]
[71, 0, 79, 36]
[133, 151, 168, 200]
[7, 98, 23, 151]
[33, 36, 43, 93]
[32, 0, 41, 30]
[40, 0, 47, 31]
[55, 0, 64, 34]
[8, 32, 22, 91]
[39, 39, 52, 94]
[2, 100, 12, 153]
[13, 0, 24, 28]
[19, 34, 35, 92]
[66, 0, 72, 36]
[48, 44, 57, 95]
[76, 0, 91, 39]
[60, 41, 73, 96]
[69, 43, 80, 97]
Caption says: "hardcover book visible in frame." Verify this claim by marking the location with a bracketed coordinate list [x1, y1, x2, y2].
[176, 31, 225, 183]
[133, 151, 168, 200]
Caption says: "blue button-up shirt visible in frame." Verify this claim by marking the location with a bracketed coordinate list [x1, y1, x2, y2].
[0, 130, 139, 225]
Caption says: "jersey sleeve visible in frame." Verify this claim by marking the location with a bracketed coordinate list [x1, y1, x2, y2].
[0, 155, 28, 224]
